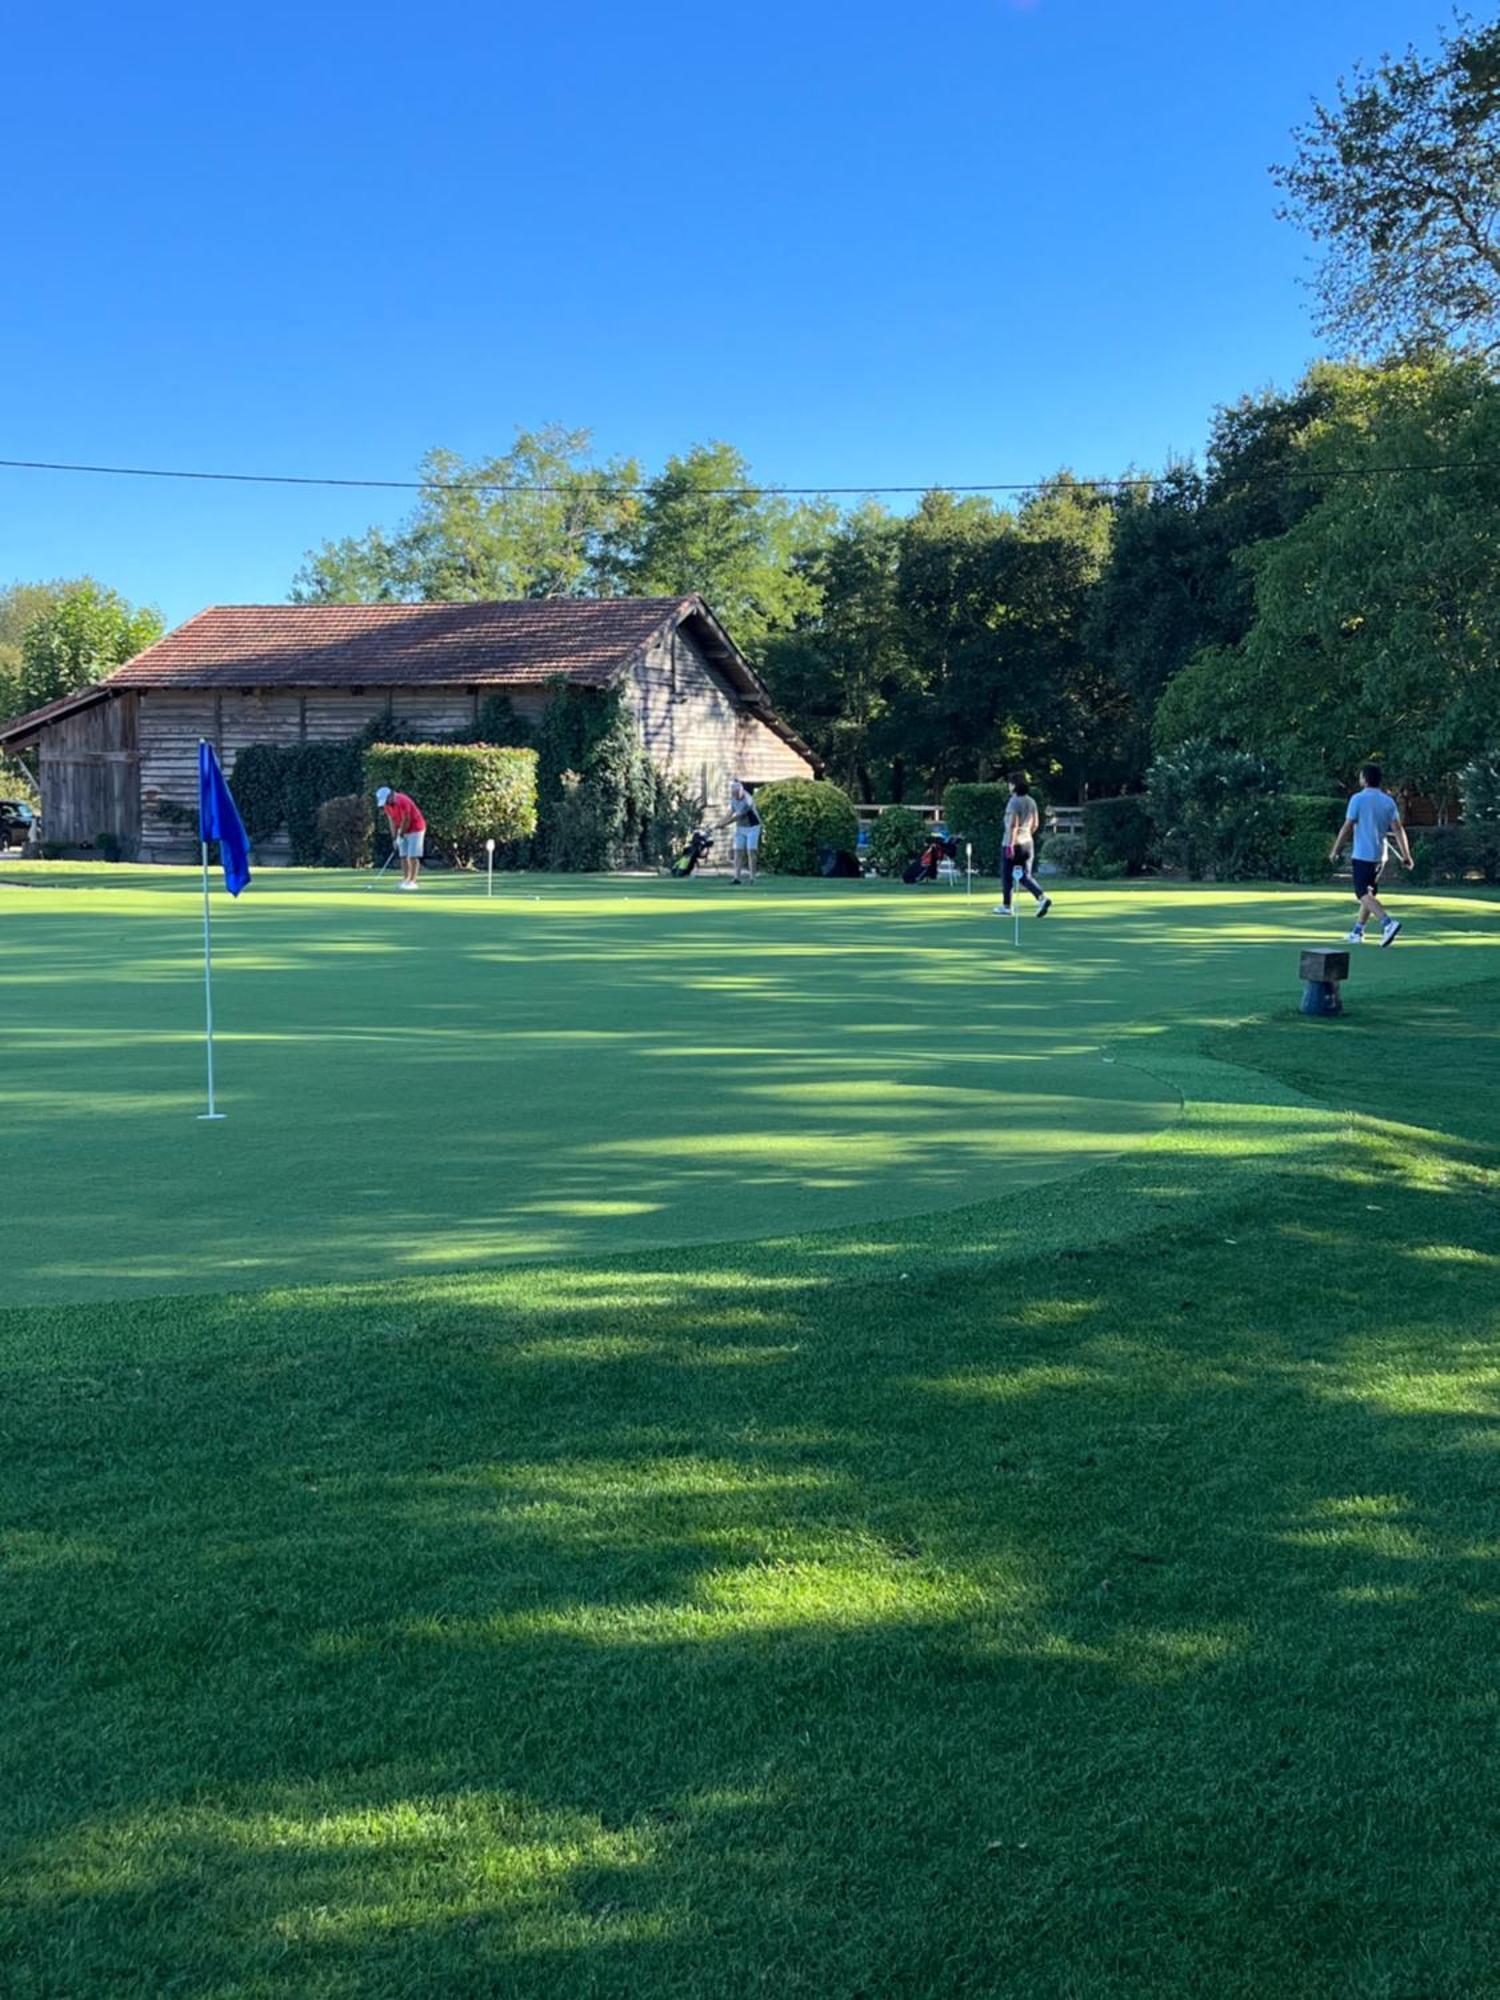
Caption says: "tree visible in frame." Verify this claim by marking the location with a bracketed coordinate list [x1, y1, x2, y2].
[1173, 356, 1500, 795]
[0, 579, 99, 723]
[292, 427, 642, 603]
[759, 505, 916, 799]
[1273, 15, 1500, 352]
[18, 582, 163, 713]
[624, 442, 833, 654]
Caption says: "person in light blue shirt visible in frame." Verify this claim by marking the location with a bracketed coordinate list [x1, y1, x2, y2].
[1328, 763, 1413, 945]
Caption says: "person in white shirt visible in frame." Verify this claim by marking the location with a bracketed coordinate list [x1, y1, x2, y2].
[717, 780, 762, 885]
[993, 772, 1052, 919]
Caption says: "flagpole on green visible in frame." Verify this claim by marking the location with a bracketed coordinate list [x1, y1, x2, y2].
[198, 740, 231, 1120]
[199, 839, 225, 1120]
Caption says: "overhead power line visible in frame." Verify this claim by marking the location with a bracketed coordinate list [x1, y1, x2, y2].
[1, 453, 1499, 498]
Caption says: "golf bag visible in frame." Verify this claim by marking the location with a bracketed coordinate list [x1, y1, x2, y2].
[671, 830, 714, 878]
[903, 835, 958, 884]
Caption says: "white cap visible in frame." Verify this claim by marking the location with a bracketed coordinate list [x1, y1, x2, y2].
[375, 786, 392, 805]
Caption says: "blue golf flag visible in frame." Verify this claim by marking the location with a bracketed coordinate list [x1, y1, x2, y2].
[198, 740, 251, 896]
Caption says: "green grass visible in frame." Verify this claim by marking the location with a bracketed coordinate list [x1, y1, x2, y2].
[4, 866, 1500, 1996]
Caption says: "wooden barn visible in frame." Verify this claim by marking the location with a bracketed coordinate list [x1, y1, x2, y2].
[0, 595, 818, 860]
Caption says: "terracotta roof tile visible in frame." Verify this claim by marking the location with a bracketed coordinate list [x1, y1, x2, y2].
[107, 597, 696, 690]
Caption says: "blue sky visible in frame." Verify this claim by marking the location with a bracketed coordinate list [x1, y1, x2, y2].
[3, 0, 1443, 625]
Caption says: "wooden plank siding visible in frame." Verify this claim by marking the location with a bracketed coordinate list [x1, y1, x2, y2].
[137, 685, 555, 860]
[35, 692, 140, 852]
[628, 627, 814, 808]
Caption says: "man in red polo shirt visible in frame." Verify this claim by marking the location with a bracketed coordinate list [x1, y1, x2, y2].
[376, 784, 427, 891]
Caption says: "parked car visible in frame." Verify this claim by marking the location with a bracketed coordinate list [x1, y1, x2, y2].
[0, 800, 37, 849]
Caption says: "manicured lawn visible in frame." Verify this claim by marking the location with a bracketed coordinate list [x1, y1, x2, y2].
[4, 866, 1500, 1996]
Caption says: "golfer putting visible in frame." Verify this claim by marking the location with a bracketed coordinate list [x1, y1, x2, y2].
[376, 784, 427, 891]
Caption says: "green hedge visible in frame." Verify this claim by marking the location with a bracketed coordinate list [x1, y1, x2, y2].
[1083, 796, 1152, 875]
[1276, 795, 1341, 883]
[231, 720, 394, 864]
[942, 784, 1014, 873]
[1461, 757, 1500, 881]
[867, 806, 929, 876]
[362, 743, 538, 867]
[756, 779, 859, 874]
[1147, 741, 1282, 880]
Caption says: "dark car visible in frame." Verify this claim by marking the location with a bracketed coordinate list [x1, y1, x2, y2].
[0, 800, 37, 849]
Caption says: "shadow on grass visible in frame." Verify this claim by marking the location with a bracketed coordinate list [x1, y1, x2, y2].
[6, 991, 1500, 1994]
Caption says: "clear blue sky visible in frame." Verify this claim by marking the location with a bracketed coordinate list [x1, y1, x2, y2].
[3, 0, 1442, 626]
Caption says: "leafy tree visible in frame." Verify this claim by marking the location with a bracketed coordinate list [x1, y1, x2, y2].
[759, 505, 916, 800]
[0, 579, 100, 722]
[18, 582, 163, 713]
[624, 442, 833, 654]
[1187, 356, 1500, 795]
[293, 427, 642, 602]
[1274, 15, 1500, 352]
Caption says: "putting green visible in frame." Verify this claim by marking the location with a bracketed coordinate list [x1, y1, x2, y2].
[2, 868, 1494, 1304]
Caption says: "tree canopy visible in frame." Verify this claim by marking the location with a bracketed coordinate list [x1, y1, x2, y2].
[15, 581, 163, 716]
[1274, 15, 1500, 353]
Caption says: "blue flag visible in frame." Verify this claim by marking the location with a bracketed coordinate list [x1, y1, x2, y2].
[198, 740, 251, 897]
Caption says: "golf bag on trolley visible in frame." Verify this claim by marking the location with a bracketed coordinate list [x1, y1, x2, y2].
[671, 830, 714, 878]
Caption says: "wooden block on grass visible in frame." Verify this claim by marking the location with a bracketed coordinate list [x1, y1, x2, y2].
[1300, 948, 1350, 985]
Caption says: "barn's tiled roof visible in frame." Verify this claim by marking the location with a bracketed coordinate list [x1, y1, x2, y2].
[106, 597, 698, 690]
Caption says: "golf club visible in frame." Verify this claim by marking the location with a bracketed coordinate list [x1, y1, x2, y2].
[367, 846, 398, 890]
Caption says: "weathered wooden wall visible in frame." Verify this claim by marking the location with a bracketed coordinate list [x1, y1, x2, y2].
[628, 627, 814, 809]
[36, 694, 139, 853]
[137, 686, 550, 859]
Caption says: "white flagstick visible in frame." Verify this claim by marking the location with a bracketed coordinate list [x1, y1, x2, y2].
[486, 836, 495, 897]
[965, 841, 972, 897]
[198, 839, 225, 1120]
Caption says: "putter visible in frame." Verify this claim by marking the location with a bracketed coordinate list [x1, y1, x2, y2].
[368, 847, 398, 889]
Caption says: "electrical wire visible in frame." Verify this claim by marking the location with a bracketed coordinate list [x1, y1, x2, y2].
[0, 453, 1498, 498]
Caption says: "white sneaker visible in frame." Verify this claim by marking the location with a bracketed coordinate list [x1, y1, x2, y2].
[1381, 917, 1401, 946]
[993, 905, 1013, 916]
[399, 880, 418, 892]
[1346, 927, 1365, 943]
[1036, 895, 1052, 919]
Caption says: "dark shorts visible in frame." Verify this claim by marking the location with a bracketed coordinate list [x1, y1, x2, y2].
[1352, 858, 1383, 900]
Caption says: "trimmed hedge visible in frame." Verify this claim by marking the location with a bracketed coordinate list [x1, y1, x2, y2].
[756, 779, 859, 875]
[942, 784, 1013, 874]
[362, 743, 538, 867]
[868, 806, 929, 877]
[1083, 796, 1152, 875]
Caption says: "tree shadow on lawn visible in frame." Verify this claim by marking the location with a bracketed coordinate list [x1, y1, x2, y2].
[6, 1084, 1500, 1994]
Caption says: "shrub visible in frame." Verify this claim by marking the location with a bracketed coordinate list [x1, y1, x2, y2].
[531, 682, 697, 870]
[756, 779, 859, 875]
[95, 830, 125, 863]
[1147, 740, 1283, 880]
[1042, 829, 1087, 875]
[316, 793, 374, 869]
[868, 806, 929, 877]
[1461, 756, 1500, 881]
[231, 719, 399, 863]
[362, 743, 539, 867]
[1083, 796, 1152, 875]
[942, 784, 1013, 874]
[1407, 824, 1473, 885]
[1273, 795, 1341, 883]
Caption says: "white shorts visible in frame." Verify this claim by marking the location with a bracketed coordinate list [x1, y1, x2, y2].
[397, 831, 426, 858]
[733, 825, 761, 853]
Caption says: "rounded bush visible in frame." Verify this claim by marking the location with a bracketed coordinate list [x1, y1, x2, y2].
[1042, 830, 1086, 875]
[756, 779, 859, 875]
[867, 806, 929, 876]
